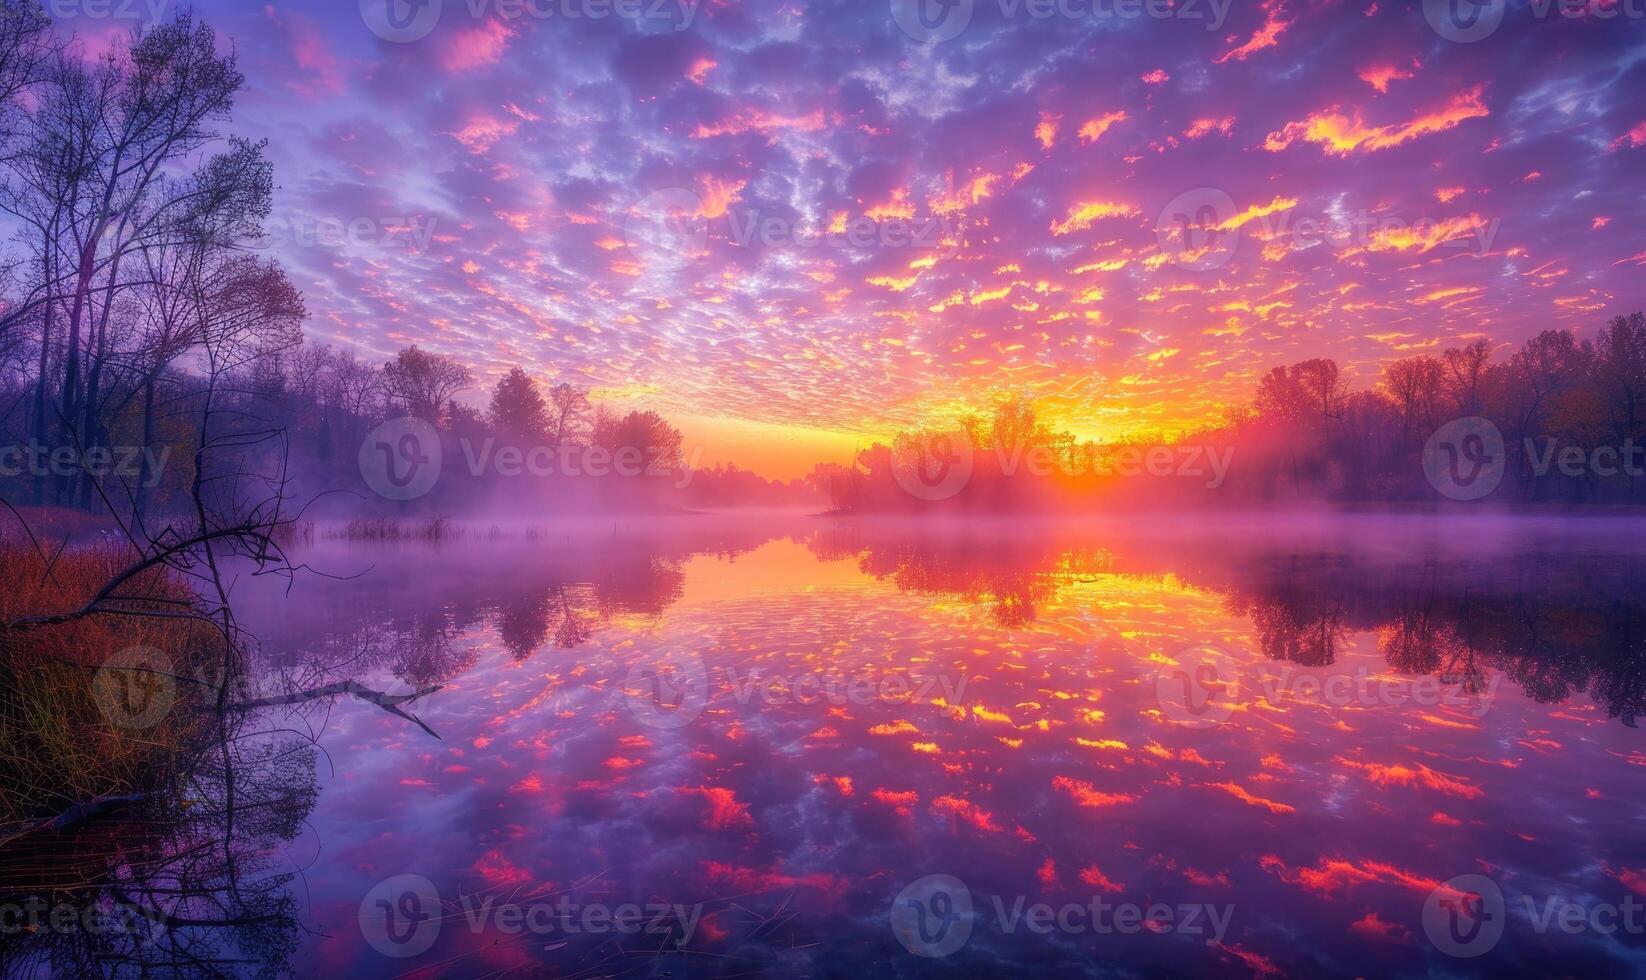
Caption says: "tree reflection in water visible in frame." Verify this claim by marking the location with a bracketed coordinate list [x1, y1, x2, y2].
[25, 516, 1643, 977]
[806, 521, 1646, 725]
[238, 520, 1646, 727]
[0, 716, 317, 977]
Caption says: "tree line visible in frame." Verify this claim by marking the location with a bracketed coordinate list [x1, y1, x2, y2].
[0, 5, 806, 522]
[0, 6, 300, 530]
[812, 313, 1646, 511]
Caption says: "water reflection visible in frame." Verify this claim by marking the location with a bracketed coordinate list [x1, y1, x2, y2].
[149, 517, 1646, 976]
[0, 719, 317, 976]
[813, 519, 1646, 724]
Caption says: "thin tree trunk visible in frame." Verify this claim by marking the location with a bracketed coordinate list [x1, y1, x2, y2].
[77, 308, 109, 510]
[30, 270, 54, 505]
[56, 244, 95, 504]
[78, 222, 132, 509]
[133, 374, 157, 535]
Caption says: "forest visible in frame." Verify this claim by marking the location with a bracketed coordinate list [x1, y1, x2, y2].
[814, 315, 1646, 511]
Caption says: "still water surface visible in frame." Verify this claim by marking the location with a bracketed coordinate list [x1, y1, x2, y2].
[223, 515, 1646, 978]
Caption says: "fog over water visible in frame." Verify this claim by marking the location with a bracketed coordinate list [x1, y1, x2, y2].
[207, 513, 1646, 978]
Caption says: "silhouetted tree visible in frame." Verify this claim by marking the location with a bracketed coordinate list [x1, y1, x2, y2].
[547, 381, 592, 449]
[382, 345, 471, 424]
[487, 366, 548, 438]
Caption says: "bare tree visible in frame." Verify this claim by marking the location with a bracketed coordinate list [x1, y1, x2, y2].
[1381, 354, 1444, 448]
[546, 380, 591, 448]
[1441, 339, 1493, 416]
[0, 0, 51, 164]
[0, 13, 253, 509]
[1597, 311, 1646, 445]
[323, 348, 384, 450]
[382, 345, 471, 423]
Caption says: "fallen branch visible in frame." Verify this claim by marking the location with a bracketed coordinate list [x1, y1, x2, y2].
[0, 793, 151, 848]
[1, 525, 271, 632]
[235, 682, 444, 739]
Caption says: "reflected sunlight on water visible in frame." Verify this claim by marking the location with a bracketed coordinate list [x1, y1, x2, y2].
[220, 517, 1646, 978]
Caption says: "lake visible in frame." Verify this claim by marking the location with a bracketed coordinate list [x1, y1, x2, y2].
[190, 515, 1646, 975]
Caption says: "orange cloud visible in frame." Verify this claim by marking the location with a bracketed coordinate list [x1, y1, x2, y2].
[1264, 86, 1489, 155]
[932, 794, 1004, 831]
[1357, 61, 1418, 93]
[1417, 285, 1483, 305]
[1037, 858, 1059, 886]
[1078, 111, 1128, 144]
[1215, 943, 1285, 978]
[687, 57, 717, 85]
[1050, 201, 1140, 236]
[864, 189, 915, 221]
[697, 176, 746, 219]
[1035, 112, 1060, 149]
[1338, 758, 1483, 798]
[1348, 912, 1409, 944]
[867, 274, 919, 292]
[683, 786, 754, 829]
[1207, 781, 1295, 813]
[1184, 117, 1236, 139]
[1079, 865, 1125, 893]
[871, 788, 919, 815]
[1215, 0, 1293, 63]
[1213, 196, 1299, 232]
[931, 172, 1001, 215]
[1261, 854, 1440, 896]
[449, 114, 519, 153]
[1360, 214, 1491, 254]
[692, 107, 826, 139]
[1052, 775, 1137, 808]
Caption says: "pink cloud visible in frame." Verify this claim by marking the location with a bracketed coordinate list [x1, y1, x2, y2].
[442, 18, 515, 73]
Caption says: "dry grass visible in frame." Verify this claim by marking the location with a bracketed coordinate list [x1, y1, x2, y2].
[0, 545, 223, 828]
[0, 505, 120, 547]
[270, 519, 315, 548]
[327, 515, 454, 541]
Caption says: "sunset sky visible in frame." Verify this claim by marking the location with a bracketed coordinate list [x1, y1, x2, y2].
[100, 0, 1646, 476]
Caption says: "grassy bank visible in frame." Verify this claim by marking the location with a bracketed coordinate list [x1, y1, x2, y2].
[0, 545, 222, 829]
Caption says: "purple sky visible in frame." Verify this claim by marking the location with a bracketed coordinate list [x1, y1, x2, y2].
[72, 0, 1646, 474]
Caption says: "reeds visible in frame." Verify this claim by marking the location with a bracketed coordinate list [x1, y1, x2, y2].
[326, 516, 455, 542]
[0, 545, 222, 828]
